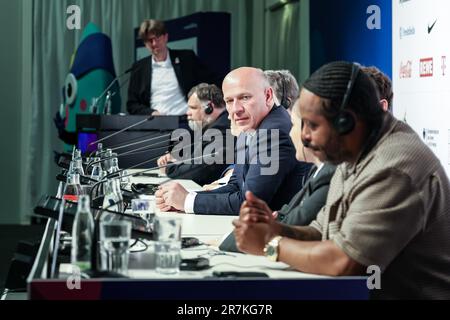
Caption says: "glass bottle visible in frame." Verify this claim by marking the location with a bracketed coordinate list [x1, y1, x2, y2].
[71, 195, 95, 271]
[90, 157, 102, 181]
[64, 173, 82, 202]
[102, 178, 123, 216]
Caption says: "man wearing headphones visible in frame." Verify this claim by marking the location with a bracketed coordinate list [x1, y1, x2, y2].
[264, 70, 299, 112]
[233, 61, 450, 299]
[156, 67, 312, 215]
[157, 83, 231, 185]
[202, 70, 302, 191]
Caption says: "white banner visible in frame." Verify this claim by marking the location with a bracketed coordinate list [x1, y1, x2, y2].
[393, 0, 450, 177]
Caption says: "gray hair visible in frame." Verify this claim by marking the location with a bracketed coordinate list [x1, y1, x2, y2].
[264, 70, 299, 109]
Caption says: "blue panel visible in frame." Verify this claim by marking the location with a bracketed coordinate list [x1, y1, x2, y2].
[77, 132, 98, 154]
[310, 0, 392, 78]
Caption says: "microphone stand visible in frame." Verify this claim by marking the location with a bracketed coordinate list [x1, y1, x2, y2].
[90, 66, 134, 115]
[87, 115, 154, 148]
[85, 143, 172, 173]
[86, 132, 172, 166]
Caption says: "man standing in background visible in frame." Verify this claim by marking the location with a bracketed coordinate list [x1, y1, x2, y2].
[127, 19, 221, 115]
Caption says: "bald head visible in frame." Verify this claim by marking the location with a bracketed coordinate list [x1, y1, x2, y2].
[222, 67, 274, 132]
[224, 67, 270, 90]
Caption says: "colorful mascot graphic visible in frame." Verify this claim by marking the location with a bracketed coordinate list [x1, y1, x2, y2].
[54, 23, 121, 152]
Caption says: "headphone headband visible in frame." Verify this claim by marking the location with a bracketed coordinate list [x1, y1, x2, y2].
[333, 63, 360, 135]
[339, 63, 360, 113]
[278, 72, 289, 108]
[203, 84, 214, 115]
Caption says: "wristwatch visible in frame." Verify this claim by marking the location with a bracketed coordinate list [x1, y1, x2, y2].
[264, 236, 283, 262]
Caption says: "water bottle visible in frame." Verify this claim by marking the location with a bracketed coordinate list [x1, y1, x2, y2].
[102, 149, 113, 172]
[104, 91, 112, 115]
[73, 148, 82, 161]
[90, 157, 102, 181]
[95, 143, 104, 158]
[120, 170, 131, 189]
[102, 178, 123, 216]
[64, 173, 82, 202]
[90, 170, 106, 203]
[71, 194, 95, 271]
[108, 157, 120, 174]
[74, 159, 85, 176]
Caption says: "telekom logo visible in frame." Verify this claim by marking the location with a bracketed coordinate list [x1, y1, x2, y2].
[441, 56, 447, 76]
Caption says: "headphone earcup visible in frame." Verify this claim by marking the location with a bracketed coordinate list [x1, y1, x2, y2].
[204, 103, 213, 115]
[334, 111, 355, 135]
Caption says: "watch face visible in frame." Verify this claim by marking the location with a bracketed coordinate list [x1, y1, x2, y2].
[266, 245, 276, 257]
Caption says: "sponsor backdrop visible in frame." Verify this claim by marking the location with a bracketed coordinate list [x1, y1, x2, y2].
[393, 0, 450, 177]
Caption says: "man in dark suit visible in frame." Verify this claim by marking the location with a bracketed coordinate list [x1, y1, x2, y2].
[155, 67, 312, 215]
[219, 97, 336, 251]
[127, 19, 221, 115]
[156, 83, 232, 185]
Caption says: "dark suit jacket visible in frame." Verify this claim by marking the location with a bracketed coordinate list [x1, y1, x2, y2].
[193, 105, 312, 215]
[219, 163, 337, 252]
[277, 163, 336, 225]
[127, 49, 221, 115]
[165, 111, 232, 185]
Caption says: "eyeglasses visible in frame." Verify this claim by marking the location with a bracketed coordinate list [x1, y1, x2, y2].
[144, 34, 163, 44]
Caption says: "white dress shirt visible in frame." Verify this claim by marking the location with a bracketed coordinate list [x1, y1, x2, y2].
[150, 54, 188, 115]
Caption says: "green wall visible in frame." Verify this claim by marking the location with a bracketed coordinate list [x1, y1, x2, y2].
[0, 0, 32, 224]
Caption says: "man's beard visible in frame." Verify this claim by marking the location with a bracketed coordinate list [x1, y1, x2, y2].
[302, 135, 347, 165]
[188, 119, 205, 131]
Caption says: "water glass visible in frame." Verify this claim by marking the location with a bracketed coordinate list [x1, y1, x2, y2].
[154, 215, 182, 274]
[100, 220, 131, 275]
[131, 197, 155, 232]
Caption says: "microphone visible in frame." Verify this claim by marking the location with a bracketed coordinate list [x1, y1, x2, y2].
[89, 150, 218, 203]
[90, 65, 135, 114]
[85, 141, 172, 173]
[110, 132, 172, 152]
[88, 115, 155, 147]
[85, 136, 197, 176]
[87, 131, 172, 160]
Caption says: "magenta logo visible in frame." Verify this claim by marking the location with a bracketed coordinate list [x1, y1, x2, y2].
[441, 56, 447, 76]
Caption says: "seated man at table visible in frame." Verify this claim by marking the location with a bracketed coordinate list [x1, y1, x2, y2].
[219, 97, 336, 251]
[156, 83, 231, 185]
[203, 69, 301, 191]
[264, 69, 299, 112]
[155, 67, 312, 215]
[233, 61, 450, 299]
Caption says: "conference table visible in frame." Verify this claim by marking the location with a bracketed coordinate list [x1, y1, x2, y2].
[27, 170, 369, 300]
